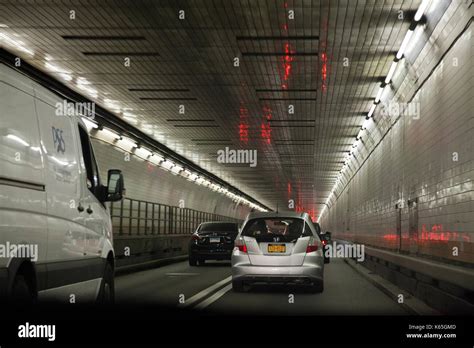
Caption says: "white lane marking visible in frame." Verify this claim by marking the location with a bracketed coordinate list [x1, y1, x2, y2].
[166, 273, 200, 276]
[194, 283, 233, 310]
[180, 276, 232, 308]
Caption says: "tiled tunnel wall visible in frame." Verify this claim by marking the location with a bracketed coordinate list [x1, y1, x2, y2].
[320, 3, 473, 265]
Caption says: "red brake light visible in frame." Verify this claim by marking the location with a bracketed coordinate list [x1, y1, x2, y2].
[235, 239, 247, 253]
[237, 244, 247, 253]
[191, 234, 201, 241]
[306, 244, 318, 253]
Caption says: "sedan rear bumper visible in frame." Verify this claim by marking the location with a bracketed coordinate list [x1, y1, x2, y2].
[232, 263, 323, 285]
[189, 245, 233, 260]
[190, 251, 232, 260]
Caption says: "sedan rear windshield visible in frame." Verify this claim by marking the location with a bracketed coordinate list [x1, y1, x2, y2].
[199, 223, 238, 232]
[242, 218, 312, 243]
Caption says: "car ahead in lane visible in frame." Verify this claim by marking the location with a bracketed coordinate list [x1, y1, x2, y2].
[231, 211, 325, 293]
[188, 222, 239, 266]
[0, 63, 124, 303]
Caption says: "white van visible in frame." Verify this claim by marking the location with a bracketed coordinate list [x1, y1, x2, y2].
[0, 62, 124, 303]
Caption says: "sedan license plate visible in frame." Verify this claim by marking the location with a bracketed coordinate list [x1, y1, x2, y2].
[209, 237, 220, 243]
[268, 244, 286, 253]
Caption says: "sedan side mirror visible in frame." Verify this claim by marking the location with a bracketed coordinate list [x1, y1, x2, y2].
[320, 231, 332, 242]
[324, 231, 332, 241]
[321, 232, 332, 264]
[105, 169, 124, 202]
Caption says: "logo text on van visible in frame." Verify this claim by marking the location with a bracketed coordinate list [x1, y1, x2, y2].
[52, 127, 66, 154]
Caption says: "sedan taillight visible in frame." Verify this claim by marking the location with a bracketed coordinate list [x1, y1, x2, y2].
[306, 243, 318, 253]
[234, 239, 247, 253]
[237, 244, 247, 253]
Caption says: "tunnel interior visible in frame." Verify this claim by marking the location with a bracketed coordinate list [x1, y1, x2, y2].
[0, 0, 473, 332]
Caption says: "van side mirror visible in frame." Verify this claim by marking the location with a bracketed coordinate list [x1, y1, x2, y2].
[105, 169, 124, 202]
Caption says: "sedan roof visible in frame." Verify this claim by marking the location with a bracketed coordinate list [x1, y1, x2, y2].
[246, 211, 310, 221]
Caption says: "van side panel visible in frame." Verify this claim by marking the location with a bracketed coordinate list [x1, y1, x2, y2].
[0, 64, 44, 185]
[1, 63, 111, 301]
[33, 84, 101, 301]
[0, 64, 48, 283]
[33, 88, 85, 265]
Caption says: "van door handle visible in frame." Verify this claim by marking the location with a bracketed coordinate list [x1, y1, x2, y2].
[86, 206, 93, 214]
[77, 204, 84, 212]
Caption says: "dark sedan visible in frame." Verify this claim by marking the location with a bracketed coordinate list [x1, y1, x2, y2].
[188, 222, 239, 266]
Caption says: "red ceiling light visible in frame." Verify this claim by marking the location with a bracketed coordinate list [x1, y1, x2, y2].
[239, 104, 249, 144]
[261, 106, 272, 144]
[321, 52, 328, 93]
[261, 123, 271, 144]
[239, 123, 249, 143]
[281, 42, 294, 89]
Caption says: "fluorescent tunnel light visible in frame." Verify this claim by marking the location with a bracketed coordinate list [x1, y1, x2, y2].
[396, 30, 414, 59]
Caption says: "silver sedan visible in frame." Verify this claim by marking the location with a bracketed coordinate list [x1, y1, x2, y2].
[231, 211, 325, 292]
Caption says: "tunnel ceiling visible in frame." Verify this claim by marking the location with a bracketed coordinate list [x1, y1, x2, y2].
[0, 0, 421, 215]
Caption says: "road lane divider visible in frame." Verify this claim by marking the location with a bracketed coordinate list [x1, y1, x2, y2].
[194, 283, 233, 310]
[180, 276, 232, 308]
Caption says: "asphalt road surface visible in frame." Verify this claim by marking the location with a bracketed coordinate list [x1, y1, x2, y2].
[116, 258, 409, 315]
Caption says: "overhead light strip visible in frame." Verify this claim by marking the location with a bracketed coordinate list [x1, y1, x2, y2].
[236, 35, 319, 41]
[82, 52, 160, 56]
[63, 35, 146, 41]
[89, 122, 267, 212]
[242, 52, 318, 57]
[0, 49, 269, 212]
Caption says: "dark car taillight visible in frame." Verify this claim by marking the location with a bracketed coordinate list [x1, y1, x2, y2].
[191, 234, 201, 243]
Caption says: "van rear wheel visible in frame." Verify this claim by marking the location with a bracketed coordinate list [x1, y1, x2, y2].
[11, 274, 35, 303]
[97, 262, 115, 304]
